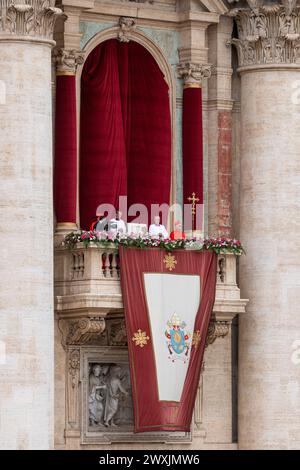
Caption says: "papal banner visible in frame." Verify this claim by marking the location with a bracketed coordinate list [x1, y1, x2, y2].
[119, 246, 217, 432]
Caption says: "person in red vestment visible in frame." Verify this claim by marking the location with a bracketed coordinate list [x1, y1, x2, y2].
[170, 221, 186, 240]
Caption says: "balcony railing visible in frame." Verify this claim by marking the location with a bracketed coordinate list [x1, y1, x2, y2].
[55, 243, 247, 327]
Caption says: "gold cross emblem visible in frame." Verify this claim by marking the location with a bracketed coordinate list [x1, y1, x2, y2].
[163, 253, 177, 271]
[187, 192, 200, 229]
[192, 330, 201, 349]
[132, 329, 150, 348]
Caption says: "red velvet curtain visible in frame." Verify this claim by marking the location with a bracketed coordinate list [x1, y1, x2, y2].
[80, 39, 171, 229]
[126, 42, 171, 220]
[54, 75, 77, 224]
[80, 40, 127, 229]
[182, 87, 203, 230]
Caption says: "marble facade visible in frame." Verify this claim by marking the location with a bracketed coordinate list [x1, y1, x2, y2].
[0, 0, 299, 450]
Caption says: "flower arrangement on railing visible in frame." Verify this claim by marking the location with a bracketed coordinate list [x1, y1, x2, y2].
[63, 231, 244, 255]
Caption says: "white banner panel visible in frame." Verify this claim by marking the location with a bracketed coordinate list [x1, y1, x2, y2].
[143, 273, 200, 402]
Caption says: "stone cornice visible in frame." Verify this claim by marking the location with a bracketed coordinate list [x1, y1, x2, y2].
[200, 0, 229, 14]
[228, 1, 300, 68]
[0, 1, 63, 44]
[59, 0, 95, 7]
[81, 6, 220, 28]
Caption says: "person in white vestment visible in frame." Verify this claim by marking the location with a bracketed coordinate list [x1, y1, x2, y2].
[148, 215, 169, 239]
[108, 210, 127, 236]
[94, 213, 108, 232]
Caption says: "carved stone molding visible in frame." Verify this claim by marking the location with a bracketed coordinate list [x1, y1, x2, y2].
[118, 17, 136, 43]
[53, 48, 85, 75]
[122, 0, 154, 3]
[229, 1, 300, 67]
[205, 320, 230, 347]
[107, 318, 127, 346]
[66, 348, 80, 431]
[59, 317, 106, 347]
[68, 348, 80, 389]
[0, 1, 63, 43]
[177, 62, 212, 87]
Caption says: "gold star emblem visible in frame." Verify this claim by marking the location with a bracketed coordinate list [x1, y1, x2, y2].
[132, 329, 150, 348]
[192, 330, 201, 349]
[163, 253, 177, 271]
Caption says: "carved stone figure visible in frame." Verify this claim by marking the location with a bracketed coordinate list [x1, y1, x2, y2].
[88, 363, 132, 429]
[118, 17, 135, 43]
[88, 364, 108, 426]
[104, 366, 129, 427]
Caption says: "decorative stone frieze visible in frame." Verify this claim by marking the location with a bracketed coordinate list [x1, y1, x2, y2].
[0, 0, 63, 42]
[229, 0, 300, 67]
[59, 317, 106, 347]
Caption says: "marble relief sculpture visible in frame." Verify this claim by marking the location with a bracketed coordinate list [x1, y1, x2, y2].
[89, 364, 108, 426]
[88, 363, 133, 429]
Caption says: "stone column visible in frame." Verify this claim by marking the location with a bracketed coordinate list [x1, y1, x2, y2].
[230, 1, 300, 449]
[53, 49, 84, 238]
[0, 1, 62, 449]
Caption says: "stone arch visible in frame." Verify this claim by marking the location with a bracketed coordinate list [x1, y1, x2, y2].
[80, 26, 175, 97]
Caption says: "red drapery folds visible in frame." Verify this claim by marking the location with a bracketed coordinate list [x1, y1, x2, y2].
[119, 247, 217, 432]
[126, 42, 172, 220]
[54, 75, 77, 224]
[80, 39, 171, 229]
[80, 41, 127, 229]
[182, 86, 203, 231]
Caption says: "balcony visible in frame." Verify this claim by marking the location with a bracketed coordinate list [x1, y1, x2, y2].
[54, 243, 248, 448]
[54, 243, 247, 345]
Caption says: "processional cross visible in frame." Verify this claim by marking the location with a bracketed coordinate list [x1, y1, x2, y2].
[187, 192, 199, 229]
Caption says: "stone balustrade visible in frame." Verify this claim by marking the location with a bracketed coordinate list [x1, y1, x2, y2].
[54, 243, 247, 328]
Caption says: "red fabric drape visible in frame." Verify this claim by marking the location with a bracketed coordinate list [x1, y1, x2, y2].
[119, 247, 217, 432]
[126, 42, 171, 221]
[54, 75, 77, 224]
[80, 40, 127, 230]
[80, 39, 171, 229]
[182, 87, 203, 230]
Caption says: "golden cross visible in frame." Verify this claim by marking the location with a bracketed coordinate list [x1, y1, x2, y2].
[187, 192, 200, 228]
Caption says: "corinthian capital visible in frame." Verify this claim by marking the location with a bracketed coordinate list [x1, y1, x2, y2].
[0, 1, 63, 43]
[228, 0, 300, 68]
[53, 48, 85, 75]
[177, 63, 212, 88]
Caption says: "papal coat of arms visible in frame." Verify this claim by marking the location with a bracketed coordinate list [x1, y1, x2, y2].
[165, 313, 191, 363]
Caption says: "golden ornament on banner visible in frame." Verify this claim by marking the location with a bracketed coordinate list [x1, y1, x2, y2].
[192, 330, 201, 349]
[132, 329, 150, 348]
[163, 253, 177, 271]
